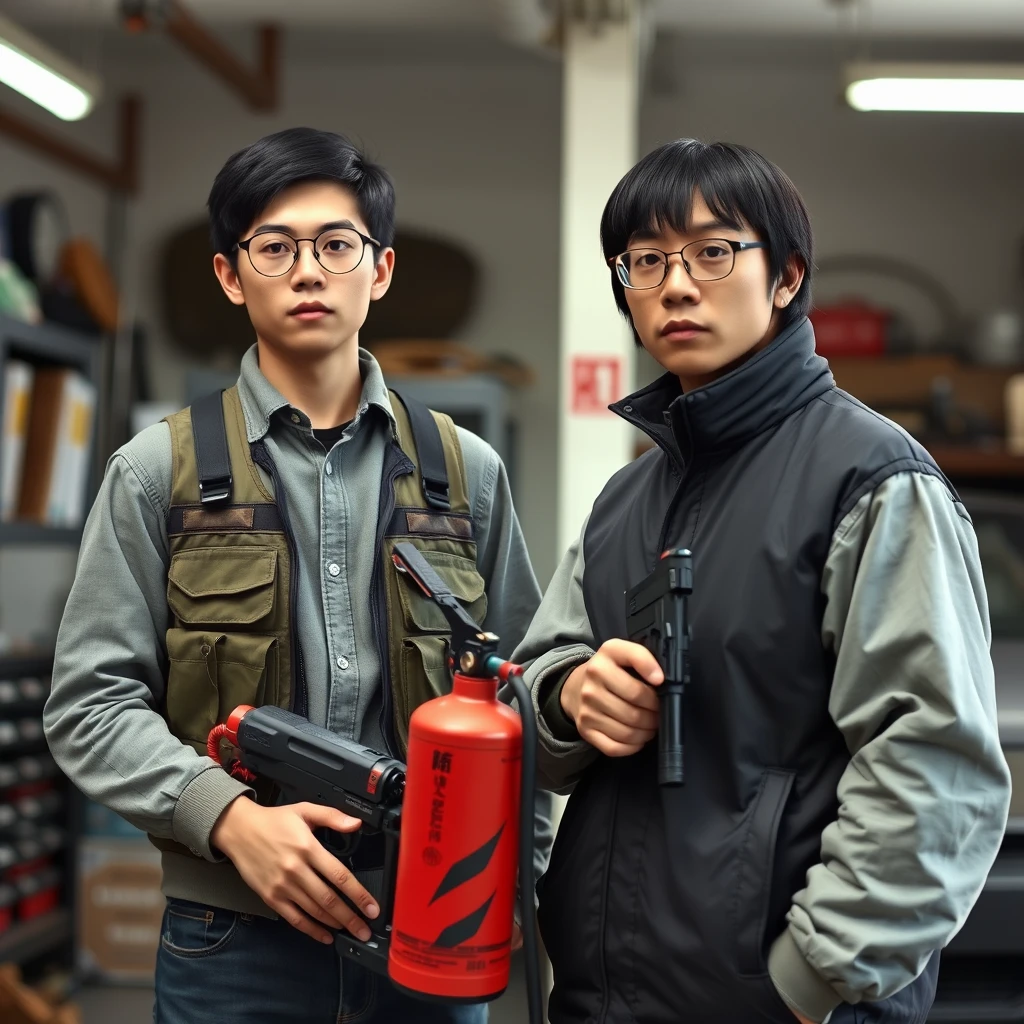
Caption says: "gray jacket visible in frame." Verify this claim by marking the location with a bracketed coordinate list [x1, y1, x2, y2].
[45, 345, 552, 916]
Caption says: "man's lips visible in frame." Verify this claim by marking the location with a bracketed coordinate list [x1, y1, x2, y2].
[661, 320, 708, 340]
[288, 302, 333, 321]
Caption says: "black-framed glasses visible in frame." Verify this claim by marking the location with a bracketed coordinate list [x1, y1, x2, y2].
[609, 238, 768, 289]
[235, 226, 380, 278]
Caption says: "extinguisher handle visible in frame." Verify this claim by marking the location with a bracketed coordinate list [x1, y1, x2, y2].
[392, 541, 488, 660]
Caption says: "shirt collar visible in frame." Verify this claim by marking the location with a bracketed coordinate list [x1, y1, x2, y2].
[236, 343, 397, 443]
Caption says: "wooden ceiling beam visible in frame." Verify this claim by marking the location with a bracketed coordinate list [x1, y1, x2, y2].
[126, 1, 279, 112]
[0, 94, 141, 194]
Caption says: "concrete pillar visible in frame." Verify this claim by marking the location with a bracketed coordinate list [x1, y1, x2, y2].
[557, 3, 643, 555]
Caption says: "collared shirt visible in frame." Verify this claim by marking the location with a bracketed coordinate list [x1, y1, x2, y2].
[44, 346, 550, 907]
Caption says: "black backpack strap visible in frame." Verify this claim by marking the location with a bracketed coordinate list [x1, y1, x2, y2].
[390, 391, 450, 511]
[190, 390, 233, 504]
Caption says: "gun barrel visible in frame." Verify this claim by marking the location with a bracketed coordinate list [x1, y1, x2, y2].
[658, 683, 685, 786]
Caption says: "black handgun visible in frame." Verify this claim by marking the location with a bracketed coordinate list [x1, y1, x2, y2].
[625, 548, 693, 786]
[221, 705, 406, 976]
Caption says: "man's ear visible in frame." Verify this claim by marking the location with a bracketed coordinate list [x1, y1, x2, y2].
[369, 248, 396, 303]
[213, 253, 247, 307]
[772, 255, 806, 310]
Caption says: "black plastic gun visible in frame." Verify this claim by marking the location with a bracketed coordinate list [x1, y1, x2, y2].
[625, 548, 693, 786]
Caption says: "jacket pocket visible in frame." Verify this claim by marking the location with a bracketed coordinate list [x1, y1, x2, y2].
[165, 628, 278, 747]
[167, 547, 278, 627]
[731, 768, 795, 976]
[395, 550, 487, 632]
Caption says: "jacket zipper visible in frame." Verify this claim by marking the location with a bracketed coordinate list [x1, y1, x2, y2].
[250, 440, 308, 719]
[372, 442, 414, 755]
[656, 410, 696, 559]
[596, 776, 621, 1024]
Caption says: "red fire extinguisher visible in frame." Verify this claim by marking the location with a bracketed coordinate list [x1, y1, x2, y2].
[206, 542, 543, 1023]
[388, 542, 533, 1006]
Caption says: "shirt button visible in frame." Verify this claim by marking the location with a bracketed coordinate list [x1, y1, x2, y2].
[337, 656, 349, 670]
[328, 563, 341, 577]
[325, 462, 333, 476]
[290, 412, 301, 424]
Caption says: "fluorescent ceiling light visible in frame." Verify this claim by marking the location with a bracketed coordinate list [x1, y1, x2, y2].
[846, 63, 1024, 114]
[0, 14, 101, 121]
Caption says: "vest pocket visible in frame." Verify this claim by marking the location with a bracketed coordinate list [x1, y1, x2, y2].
[731, 768, 795, 976]
[399, 635, 450, 726]
[395, 550, 487, 632]
[165, 628, 278, 748]
[167, 548, 278, 626]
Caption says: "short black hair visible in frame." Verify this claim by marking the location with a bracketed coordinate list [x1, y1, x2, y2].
[207, 127, 395, 262]
[600, 139, 814, 343]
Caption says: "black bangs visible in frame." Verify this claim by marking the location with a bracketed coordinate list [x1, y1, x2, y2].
[207, 127, 395, 263]
[600, 139, 814, 340]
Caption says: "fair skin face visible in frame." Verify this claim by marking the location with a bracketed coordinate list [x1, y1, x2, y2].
[563, 192, 809, 1020]
[620, 193, 804, 393]
[208, 182, 529, 950]
[212, 179, 395, 428]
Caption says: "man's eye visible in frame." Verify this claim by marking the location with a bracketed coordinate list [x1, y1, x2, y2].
[261, 242, 290, 255]
[636, 253, 662, 267]
[700, 245, 729, 259]
[323, 239, 352, 252]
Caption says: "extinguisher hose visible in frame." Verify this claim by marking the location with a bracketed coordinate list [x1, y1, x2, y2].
[504, 668, 545, 1024]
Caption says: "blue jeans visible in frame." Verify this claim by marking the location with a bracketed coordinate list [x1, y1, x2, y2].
[153, 898, 489, 1024]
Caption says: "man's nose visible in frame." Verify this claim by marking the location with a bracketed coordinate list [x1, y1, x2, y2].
[661, 253, 700, 303]
[290, 240, 326, 283]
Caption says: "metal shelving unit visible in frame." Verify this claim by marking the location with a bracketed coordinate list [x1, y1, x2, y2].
[0, 314, 100, 971]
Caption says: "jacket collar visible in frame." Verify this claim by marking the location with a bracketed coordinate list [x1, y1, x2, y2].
[612, 317, 834, 464]
[236, 343, 398, 444]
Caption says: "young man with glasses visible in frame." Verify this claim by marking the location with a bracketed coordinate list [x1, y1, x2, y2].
[514, 139, 1009, 1024]
[45, 127, 551, 1023]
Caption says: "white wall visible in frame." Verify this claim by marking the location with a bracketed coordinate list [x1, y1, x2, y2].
[5, 24, 1024, 631]
[635, 31, 1024, 384]
[0, 30, 565, 602]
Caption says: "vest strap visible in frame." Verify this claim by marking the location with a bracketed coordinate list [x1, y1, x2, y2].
[191, 390, 233, 505]
[391, 391, 450, 511]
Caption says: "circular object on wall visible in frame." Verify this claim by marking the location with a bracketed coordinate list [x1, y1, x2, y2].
[4, 192, 70, 286]
[161, 219, 254, 359]
[359, 229, 479, 343]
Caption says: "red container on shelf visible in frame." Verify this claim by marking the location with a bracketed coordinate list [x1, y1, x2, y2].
[16, 866, 61, 921]
[810, 302, 889, 357]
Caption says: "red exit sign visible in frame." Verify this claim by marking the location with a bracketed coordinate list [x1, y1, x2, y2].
[570, 356, 622, 415]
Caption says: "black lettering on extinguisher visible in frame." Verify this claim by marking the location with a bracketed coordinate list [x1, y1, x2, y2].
[428, 749, 453, 845]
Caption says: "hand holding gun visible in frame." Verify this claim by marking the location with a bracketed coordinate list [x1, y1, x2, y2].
[625, 548, 693, 786]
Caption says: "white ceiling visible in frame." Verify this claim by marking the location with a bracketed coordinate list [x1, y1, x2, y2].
[5, 0, 1024, 38]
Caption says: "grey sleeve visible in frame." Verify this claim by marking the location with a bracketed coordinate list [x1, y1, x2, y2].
[510, 519, 600, 794]
[43, 424, 252, 860]
[768, 471, 1012, 1022]
[457, 426, 555, 889]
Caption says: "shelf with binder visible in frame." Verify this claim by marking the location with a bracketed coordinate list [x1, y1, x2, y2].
[0, 314, 101, 544]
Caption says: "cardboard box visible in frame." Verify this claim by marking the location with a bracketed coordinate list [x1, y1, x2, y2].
[77, 839, 164, 982]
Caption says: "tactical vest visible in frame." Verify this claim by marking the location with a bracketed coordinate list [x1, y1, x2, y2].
[153, 386, 487, 859]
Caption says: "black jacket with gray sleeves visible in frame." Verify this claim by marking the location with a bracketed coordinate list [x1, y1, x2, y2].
[514, 319, 1010, 1024]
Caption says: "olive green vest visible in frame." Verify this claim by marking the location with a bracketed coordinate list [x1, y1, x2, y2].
[154, 386, 486, 858]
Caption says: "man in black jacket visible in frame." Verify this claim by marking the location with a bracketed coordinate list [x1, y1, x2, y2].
[514, 139, 1010, 1024]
